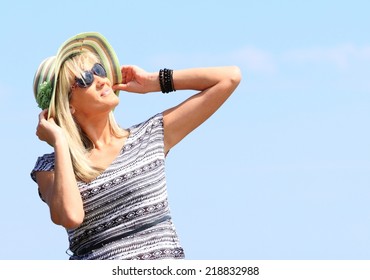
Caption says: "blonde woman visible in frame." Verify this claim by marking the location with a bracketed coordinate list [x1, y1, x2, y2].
[31, 32, 241, 260]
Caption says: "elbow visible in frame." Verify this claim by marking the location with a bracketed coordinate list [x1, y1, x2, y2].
[51, 209, 85, 230]
[221, 66, 241, 93]
[229, 66, 242, 86]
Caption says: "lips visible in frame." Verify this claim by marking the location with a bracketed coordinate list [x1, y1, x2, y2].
[100, 88, 111, 97]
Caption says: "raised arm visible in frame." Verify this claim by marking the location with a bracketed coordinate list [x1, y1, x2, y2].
[162, 66, 241, 153]
[113, 65, 241, 153]
[35, 110, 84, 229]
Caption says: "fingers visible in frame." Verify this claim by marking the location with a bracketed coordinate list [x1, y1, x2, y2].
[114, 65, 135, 91]
[36, 109, 59, 146]
[37, 110, 47, 138]
[37, 109, 57, 130]
[112, 83, 128, 91]
[114, 65, 149, 93]
[38, 109, 56, 124]
[120, 65, 130, 84]
[38, 109, 48, 122]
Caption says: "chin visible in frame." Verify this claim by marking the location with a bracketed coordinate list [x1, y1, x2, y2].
[112, 96, 120, 107]
[107, 94, 119, 106]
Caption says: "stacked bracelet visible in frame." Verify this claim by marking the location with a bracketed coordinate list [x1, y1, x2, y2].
[159, 68, 176, 94]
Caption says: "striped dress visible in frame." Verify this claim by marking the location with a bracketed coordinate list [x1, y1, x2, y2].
[31, 113, 185, 260]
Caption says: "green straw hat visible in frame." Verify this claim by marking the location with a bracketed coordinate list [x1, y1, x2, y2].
[33, 32, 122, 117]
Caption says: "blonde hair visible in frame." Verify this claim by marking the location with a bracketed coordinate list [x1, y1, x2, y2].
[51, 52, 127, 182]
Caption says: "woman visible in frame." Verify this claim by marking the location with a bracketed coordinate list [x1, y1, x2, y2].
[31, 32, 241, 260]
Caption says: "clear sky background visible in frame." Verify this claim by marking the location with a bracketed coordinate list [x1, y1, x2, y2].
[1, 0, 369, 260]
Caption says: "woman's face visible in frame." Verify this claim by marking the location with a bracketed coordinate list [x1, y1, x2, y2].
[69, 63, 119, 117]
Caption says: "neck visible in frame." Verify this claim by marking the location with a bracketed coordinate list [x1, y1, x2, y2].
[74, 112, 114, 150]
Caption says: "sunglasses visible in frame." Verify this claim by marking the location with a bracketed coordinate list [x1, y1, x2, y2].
[73, 63, 107, 88]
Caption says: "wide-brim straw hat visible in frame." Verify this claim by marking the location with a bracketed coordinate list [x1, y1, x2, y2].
[33, 32, 122, 118]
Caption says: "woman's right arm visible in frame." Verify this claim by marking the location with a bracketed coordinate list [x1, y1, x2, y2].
[35, 110, 84, 229]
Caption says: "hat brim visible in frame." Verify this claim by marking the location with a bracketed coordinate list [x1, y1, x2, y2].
[48, 32, 122, 118]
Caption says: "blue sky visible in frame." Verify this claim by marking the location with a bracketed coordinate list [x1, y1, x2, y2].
[1, 0, 369, 260]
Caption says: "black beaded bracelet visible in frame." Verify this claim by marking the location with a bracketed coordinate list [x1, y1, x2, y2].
[159, 69, 166, 93]
[159, 68, 176, 93]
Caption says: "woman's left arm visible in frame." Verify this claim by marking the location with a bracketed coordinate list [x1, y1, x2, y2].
[113, 65, 242, 154]
[162, 66, 241, 154]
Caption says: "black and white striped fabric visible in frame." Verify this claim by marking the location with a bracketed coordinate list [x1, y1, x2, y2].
[31, 113, 185, 260]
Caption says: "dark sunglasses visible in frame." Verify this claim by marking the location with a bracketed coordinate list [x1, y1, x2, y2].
[73, 63, 107, 88]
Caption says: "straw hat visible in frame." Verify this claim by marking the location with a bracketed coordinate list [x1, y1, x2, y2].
[33, 32, 122, 117]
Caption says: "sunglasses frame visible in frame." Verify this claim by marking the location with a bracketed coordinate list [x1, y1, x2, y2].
[72, 63, 107, 89]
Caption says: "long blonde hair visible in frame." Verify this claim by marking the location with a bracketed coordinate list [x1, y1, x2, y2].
[51, 52, 127, 182]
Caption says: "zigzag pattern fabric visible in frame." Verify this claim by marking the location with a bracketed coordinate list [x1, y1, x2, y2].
[31, 113, 185, 260]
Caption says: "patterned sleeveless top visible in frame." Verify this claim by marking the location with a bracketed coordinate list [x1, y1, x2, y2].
[31, 113, 185, 260]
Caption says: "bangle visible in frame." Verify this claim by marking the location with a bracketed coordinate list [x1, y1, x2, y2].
[159, 68, 176, 94]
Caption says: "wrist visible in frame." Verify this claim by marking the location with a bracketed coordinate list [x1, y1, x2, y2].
[53, 132, 68, 149]
[158, 68, 176, 94]
[147, 72, 161, 93]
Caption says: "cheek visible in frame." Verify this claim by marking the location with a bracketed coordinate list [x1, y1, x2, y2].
[69, 87, 119, 112]
[69, 90, 90, 110]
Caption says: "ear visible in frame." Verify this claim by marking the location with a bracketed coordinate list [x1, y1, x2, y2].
[69, 105, 76, 114]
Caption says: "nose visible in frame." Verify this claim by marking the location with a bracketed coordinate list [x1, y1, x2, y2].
[94, 75, 107, 87]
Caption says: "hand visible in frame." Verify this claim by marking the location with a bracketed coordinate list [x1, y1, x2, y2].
[112, 65, 159, 93]
[36, 109, 66, 147]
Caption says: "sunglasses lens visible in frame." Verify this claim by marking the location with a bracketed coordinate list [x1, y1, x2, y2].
[75, 71, 94, 88]
[93, 64, 107, 77]
[74, 64, 107, 88]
